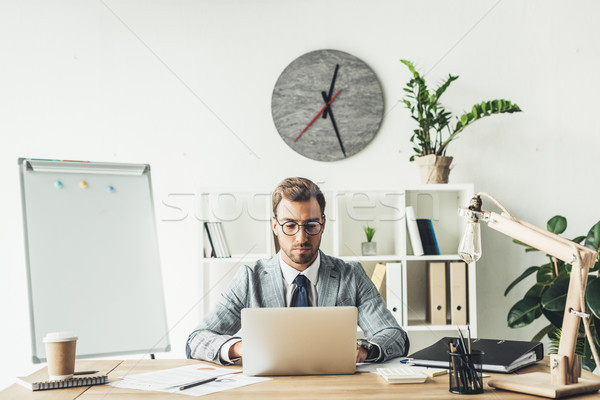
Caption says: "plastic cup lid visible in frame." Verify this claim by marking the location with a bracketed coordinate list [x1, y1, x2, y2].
[43, 331, 78, 343]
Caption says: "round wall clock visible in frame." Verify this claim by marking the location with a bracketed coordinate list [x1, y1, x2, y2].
[271, 49, 384, 162]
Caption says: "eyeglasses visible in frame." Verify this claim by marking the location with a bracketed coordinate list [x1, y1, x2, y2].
[274, 216, 324, 236]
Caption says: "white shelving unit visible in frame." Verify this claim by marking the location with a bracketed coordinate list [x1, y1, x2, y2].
[198, 184, 477, 352]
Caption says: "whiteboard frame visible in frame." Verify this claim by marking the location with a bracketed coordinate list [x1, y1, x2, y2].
[19, 158, 171, 363]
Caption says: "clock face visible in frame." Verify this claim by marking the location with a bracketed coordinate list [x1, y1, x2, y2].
[271, 49, 384, 162]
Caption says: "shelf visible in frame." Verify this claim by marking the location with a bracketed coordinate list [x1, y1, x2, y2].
[200, 253, 272, 263]
[340, 255, 404, 262]
[404, 254, 463, 261]
[199, 185, 478, 350]
[406, 322, 472, 332]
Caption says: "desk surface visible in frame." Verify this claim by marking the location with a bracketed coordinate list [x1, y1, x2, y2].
[3, 358, 600, 400]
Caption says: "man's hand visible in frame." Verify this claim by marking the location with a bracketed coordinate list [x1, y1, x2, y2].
[356, 343, 368, 363]
[229, 341, 243, 359]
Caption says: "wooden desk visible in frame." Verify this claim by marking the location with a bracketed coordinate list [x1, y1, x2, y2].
[3, 358, 600, 399]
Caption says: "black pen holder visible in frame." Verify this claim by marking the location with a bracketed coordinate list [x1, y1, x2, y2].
[448, 350, 484, 394]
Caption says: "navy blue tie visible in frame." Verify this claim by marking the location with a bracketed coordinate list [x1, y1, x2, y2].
[291, 275, 309, 307]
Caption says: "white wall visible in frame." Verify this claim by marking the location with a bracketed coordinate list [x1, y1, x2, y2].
[1, 0, 599, 388]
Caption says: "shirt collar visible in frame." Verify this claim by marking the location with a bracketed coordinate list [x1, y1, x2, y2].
[279, 252, 321, 286]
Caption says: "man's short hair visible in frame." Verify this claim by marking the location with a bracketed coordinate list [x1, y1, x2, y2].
[272, 177, 326, 218]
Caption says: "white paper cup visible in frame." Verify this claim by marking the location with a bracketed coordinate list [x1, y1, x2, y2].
[43, 332, 78, 380]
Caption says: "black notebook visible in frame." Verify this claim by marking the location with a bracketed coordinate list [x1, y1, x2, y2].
[409, 337, 543, 373]
[16, 373, 108, 391]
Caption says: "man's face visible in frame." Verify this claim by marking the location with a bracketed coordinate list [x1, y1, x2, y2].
[272, 197, 325, 271]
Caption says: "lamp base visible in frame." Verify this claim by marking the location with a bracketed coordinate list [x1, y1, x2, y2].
[488, 372, 600, 399]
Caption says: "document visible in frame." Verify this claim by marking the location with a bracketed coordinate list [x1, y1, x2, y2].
[357, 358, 446, 377]
[109, 363, 270, 396]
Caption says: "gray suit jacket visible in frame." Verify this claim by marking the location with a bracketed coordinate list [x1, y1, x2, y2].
[186, 251, 409, 364]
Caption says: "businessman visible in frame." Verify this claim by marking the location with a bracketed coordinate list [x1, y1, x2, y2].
[186, 177, 409, 364]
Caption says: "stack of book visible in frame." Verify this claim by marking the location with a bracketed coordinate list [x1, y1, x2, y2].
[204, 222, 231, 258]
[405, 206, 440, 256]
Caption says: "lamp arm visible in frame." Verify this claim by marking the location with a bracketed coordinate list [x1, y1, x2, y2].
[573, 245, 600, 372]
[475, 192, 514, 218]
[483, 211, 599, 379]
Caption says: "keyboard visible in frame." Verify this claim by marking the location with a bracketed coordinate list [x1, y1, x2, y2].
[376, 366, 428, 384]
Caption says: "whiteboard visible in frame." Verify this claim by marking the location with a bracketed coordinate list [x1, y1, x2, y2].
[19, 159, 170, 363]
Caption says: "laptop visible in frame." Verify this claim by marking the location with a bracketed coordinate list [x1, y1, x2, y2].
[241, 306, 358, 376]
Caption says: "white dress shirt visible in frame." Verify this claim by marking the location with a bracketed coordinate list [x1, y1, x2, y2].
[279, 252, 320, 306]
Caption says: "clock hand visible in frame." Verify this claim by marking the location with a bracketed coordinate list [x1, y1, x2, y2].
[321, 91, 346, 157]
[294, 89, 341, 143]
[323, 64, 340, 120]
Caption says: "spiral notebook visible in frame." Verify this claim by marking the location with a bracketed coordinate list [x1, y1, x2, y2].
[17, 373, 108, 391]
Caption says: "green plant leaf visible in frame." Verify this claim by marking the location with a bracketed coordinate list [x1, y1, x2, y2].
[433, 74, 458, 100]
[571, 235, 586, 244]
[585, 277, 600, 319]
[400, 59, 418, 77]
[536, 263, 554, 283]
[504, 266, 539, 296]
[583, 344, 597, 372]
[532, 324, 556, 342]
[547, 215, 567, 234]
[525, 283, 546, 299]
[508, 297, 541, 328]
[584, 221, 600, 251]
[541, 278, 569, 311]
[540, 306, 563, 329]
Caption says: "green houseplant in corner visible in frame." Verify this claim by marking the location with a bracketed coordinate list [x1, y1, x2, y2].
[505, 215, 600, 371]
[400, 60, 522, 183]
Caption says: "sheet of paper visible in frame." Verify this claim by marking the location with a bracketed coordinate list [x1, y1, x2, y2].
[109, 363, 270, 396]
[356, 357, 409, 373]
[169, 374, 270, 397]
[356, 358, 447, 377]
[116, 363, 240, 390]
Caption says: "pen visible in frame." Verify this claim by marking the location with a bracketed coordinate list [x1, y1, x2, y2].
[179, 376, 219, 390]
[467, 325, 472, 355]
[178, 371, 241, 391]
[456, 325, 467, 354]
[74, 370, 99, 375]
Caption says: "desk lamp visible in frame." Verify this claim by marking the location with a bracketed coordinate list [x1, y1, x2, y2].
[457, 193, 600, 398]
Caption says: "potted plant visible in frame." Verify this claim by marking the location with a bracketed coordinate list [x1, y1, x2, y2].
[362, 225, 377, 256]
[401, 59, 522, 183]
[504, 215, 600, 372]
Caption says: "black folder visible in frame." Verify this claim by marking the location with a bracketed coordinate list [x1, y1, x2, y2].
[409, 337, 543, 373]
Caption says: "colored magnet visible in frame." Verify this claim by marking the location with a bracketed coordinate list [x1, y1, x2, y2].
[54, 181, 63, 189]
[107, 185, 115, 193]
[79, 181, 88, 189]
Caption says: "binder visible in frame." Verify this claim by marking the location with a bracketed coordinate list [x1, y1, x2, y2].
[417, 219, 440, 255]
[427, 261, 446, 325]
[209, 222, 223, 257]
[405, 206, 424, 256]
[449, 261, 467, 325]
[409, 337, 544, 373]
[371, 263, 386, 292]
[204, 222, 216, 257]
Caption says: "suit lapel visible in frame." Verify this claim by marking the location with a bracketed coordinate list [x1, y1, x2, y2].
[317, 252, 340, 307]
[260, 255, 286, 307]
